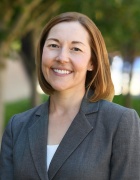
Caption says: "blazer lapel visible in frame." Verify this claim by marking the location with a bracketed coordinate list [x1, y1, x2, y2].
[48, 97, 99, 180]
[28, 101, 49, 180]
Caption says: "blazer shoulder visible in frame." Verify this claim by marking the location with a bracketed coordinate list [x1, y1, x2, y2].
[90, 100, 140, 142]
[12, 101, 48, 122]
[100, 99, 136, 114]
[4, 101, 49, 138]
[2, 101, 49, 147]
[98, 99, 140, 126]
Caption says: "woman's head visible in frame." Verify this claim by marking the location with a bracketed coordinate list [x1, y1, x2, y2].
[36, 12, 114, 102]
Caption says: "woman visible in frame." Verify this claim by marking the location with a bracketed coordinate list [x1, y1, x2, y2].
[0, 12, 140, 180]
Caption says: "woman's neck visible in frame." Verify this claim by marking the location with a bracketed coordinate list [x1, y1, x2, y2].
[49, 89, 85, 115]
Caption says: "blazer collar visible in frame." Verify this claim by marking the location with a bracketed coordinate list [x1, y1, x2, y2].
[28, 92, 100, 180]
[80, 92, 100, 115]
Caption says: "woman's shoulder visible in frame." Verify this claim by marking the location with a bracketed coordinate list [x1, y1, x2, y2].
[14, 101, 47, 119]
[98, 99, 140, 128]
[1, 101, 50, 148]
[6, 101, 49, 131]
[99, 99, 136, 114]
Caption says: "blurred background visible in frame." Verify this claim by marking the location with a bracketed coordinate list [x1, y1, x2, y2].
[0, 0, 140, 143]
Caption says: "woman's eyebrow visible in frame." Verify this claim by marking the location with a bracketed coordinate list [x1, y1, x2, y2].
[46, 38, 59, 42]
[72, 41, 86, 46]
[46, 39, 85, 46]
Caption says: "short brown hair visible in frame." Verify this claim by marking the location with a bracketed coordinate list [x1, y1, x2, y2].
[36, 12, 114, 102]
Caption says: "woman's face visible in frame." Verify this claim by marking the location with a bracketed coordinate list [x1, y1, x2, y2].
[42, 21, 93, 93]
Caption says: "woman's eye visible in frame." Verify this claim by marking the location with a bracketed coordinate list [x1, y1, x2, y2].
[72, 47, 82, 52]
[49, 44, 59, 48]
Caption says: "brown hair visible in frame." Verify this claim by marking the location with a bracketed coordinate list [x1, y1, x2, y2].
[36, 12, 114, 102]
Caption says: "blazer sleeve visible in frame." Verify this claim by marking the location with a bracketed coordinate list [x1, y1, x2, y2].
[0, 116, 15, 180]
[110, 109, 140, 180]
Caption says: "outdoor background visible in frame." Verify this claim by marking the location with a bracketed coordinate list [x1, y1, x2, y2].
[0, 0, 140, 143]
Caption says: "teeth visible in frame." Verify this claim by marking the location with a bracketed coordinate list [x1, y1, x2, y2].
[53, 69, 71, 74]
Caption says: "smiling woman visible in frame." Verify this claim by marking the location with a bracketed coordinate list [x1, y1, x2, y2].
[0, 12, 140, 180]
[37, 12, 115, 101]
[41, 21, 92, 93]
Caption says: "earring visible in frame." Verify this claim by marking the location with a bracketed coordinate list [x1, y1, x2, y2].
[88, 68, 93, 71]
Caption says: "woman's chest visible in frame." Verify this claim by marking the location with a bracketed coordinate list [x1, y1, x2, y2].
[48, 130, 112, 180]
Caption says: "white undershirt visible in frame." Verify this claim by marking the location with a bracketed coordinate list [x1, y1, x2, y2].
[47, 145, 59, 170]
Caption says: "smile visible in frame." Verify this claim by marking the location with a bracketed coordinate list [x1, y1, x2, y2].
[53, 69, 72, 74]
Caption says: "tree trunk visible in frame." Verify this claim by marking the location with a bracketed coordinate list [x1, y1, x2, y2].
[122, 43, 135, 108]
[124, 63, 133, 108]
[20, 31, 41, 107]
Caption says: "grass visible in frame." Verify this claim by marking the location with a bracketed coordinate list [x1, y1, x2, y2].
[4, 94, 140, 128]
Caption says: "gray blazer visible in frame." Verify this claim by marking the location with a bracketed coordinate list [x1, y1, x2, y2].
[0, 97, 140, 180]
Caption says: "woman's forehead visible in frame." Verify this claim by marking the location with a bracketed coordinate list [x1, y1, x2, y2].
[47, 21, 90, 44]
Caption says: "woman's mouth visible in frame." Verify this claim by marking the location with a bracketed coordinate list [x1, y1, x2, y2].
[52, 68, 72, 75]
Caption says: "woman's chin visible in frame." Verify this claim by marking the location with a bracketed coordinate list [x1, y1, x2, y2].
[51, 85, 69, 92]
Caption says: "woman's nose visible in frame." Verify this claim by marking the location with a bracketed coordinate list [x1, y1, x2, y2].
[55, 48, 69, 63]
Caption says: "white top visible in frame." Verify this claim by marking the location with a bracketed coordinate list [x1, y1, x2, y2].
[47, 145, 59, 170]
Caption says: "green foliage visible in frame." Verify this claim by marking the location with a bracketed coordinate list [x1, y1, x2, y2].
[11, 40, 21, 51]
[1, 0, 140, 55]
[4, 99, 31, 127]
